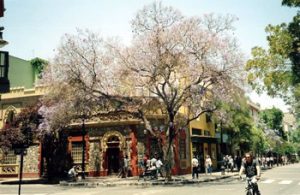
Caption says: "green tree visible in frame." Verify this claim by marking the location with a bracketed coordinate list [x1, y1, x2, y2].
[246, 0, 300, 116]
[30, 57, 48, 79]
[282, 0, 300, 8]
[251, 126, 268, 156]
[289, 128, 300, 155]
[215, 94, 254, 155]
[260, 107, 285, 138]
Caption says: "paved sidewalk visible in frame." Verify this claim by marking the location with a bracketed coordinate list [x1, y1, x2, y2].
[59, 171, 239, 187]
[0, 171, 238, 187]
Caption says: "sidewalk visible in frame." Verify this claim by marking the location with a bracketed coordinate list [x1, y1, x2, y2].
[0, 171, 238, 187]
[59, 171, 239, 187]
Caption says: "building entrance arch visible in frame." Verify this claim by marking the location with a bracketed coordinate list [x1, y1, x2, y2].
[102, 131, 126, 175]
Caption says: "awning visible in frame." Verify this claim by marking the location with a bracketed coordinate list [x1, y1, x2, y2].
[191, 136, 218, 144]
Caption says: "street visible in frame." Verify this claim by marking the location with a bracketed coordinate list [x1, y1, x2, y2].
[0, 163, 299, 195]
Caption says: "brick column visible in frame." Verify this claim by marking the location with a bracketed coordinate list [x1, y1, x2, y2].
[130, 129, 138, 176]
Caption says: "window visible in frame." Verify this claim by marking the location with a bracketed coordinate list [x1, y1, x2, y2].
[71, 142, 83, 164]
[179, 138, 186, 159]
[2, 150, 17, 165]
[6, 111, 15, 124]
[206, 113, 212, 123]
[192, 128, 203, 136]
[0, 51, 8, 78]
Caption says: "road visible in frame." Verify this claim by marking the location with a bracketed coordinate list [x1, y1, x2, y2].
[0, 163, 299, 195]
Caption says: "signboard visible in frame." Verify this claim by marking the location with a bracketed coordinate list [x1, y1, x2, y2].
[14, 148, 27, 155]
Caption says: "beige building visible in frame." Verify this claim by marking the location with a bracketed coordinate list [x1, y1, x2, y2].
[247, 100, 261, 123]
[283, 112, 296, 142]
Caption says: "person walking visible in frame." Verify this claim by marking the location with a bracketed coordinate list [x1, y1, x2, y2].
[235, 155, 242, 171]
[192, 155, 199, 179]
[123, 155, 129, 178]
[205, 155, 212, 175]
[156, 157, 164, 177]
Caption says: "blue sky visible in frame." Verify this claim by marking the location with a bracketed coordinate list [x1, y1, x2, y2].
[1, 0, 298, 111]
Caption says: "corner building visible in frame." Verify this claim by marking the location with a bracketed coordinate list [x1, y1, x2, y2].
[0, 56, 216, 178]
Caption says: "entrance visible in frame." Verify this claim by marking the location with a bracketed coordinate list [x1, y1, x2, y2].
[106, 136, 121, 175]
[193, 142, 204, 173]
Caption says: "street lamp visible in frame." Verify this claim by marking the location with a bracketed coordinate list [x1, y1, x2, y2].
[220, 120, 223, 156]
[0, 27, 8, 48]
[81, 115, 86, 179]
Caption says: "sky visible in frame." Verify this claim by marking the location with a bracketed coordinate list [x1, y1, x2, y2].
[1, 0, 298, 112]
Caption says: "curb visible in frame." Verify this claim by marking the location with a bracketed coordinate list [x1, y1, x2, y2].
[59, 174, 238, 188]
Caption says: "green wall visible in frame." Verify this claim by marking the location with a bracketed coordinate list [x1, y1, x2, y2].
[8, 56, 37, 89]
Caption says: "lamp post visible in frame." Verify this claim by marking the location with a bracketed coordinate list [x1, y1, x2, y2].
[218, 112, 226, 159]
[0, 27, 8, 48]
[220, 120, 223, 156]
[81, 116, 86, 179]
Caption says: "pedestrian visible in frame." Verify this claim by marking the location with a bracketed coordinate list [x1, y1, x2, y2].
[236, 155, 242, 171]
[156, 157, 164, 177]
[205, 155, 212, 175]
[123, 155, 130, 178]
[229, 155, 234, 172]
[223, 155, 228, 171]
[150, 153, 158, 167]
[118, 156, 125, 178]
[192, 155, 199, 179]
[68, 165, 78, 181]
[148, 163, 157, 179]
[150, 153, 158, 179]
[143, 153, 149, 168]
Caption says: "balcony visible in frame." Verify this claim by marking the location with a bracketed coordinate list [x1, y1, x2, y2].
[0, 51, 9, 93]
[0, 164, 19, 176]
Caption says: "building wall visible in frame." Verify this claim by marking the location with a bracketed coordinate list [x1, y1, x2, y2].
[23, 144, 40, 177]
[8, 56, 37, 89]
[0, 86, 45, 128]
[0, 54, 216, 177]
[189, 113, 217, 172]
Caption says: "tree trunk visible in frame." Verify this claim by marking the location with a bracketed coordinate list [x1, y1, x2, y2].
[163, 143, 174, 181]
[163, 112, 175, 181]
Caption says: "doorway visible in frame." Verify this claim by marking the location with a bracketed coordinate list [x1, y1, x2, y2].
[193, 142, 204, 173]
[106, 135, 121, 175]
[107, 147, 120, 175]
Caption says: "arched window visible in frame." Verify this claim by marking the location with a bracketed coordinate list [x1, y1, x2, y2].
[3, 106, 17, 127]
[6, 110, 15, 124]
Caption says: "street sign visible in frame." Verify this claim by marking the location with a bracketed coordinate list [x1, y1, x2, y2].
[14, 148, 27, 155]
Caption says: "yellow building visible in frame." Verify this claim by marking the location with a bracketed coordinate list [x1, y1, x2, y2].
[189, 113, 217, 172]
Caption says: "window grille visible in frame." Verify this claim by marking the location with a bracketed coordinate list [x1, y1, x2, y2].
[71, 142, 83, 164]
[2, 150, 17, 164]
